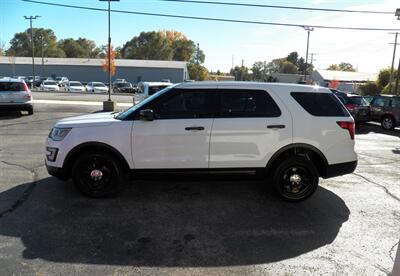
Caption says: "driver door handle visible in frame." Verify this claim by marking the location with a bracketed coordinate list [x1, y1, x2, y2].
[267, 124, 286, 129]
[185, 126, 205, 131]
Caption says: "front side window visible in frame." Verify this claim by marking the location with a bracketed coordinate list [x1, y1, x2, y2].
[218, 89, 281, 118]
[152, 89, 215, 119]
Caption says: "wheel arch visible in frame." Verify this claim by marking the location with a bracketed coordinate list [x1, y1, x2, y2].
[63, 142, 130, 178]
[266, 143, 329, 178]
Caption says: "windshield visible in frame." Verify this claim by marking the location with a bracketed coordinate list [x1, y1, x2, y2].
[55, 77, 62, 81]
[116, 84, 177, 120]
[348, 97, 368, 105]
[44, 81, 57, 85]
[69, 82, 82, 86]
[93, 83, 106, 87]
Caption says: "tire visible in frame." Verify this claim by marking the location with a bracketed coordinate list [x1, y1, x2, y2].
[27, 107, 34, 115]
[272, 156, 319, 202]
[381, 115, 395, 130]
[71, 152, 122, 198]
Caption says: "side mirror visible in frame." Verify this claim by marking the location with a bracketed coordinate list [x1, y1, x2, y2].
[139, 109, 154, 121]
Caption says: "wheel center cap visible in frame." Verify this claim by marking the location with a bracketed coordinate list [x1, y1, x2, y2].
[290, 174, 301, 184]
[90, 169, 103, 181]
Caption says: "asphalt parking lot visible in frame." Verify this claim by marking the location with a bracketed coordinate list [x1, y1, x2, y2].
[0, 102, 399, 275]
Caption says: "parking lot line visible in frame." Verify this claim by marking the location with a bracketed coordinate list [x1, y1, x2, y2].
[34, 99, 134, 107]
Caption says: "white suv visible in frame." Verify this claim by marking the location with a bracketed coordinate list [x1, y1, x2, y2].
[45, 82, 357, 201]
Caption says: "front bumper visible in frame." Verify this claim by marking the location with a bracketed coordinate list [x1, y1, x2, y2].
[46, 164, 69, 180]
[324, 160, 357, 178]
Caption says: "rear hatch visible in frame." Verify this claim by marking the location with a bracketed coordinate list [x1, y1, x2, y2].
[0, 81, 31, 104]
[346, 96, 369, 118]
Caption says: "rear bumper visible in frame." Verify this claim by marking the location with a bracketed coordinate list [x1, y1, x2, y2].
[324, 160, 357, 178]
[46, 164, 69, 180]
[0, 103, 33, 110]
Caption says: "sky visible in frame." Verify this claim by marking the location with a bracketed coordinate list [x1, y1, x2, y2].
[1, 0, 399, 73]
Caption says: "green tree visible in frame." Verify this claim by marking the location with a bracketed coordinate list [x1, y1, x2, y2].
[58, 38, 86, 58]
[251, 61, 267, 81]
[76, 38, 102, 58]
[376, 68, 392, 89]
[266, 58, 286, 74]
[230, 65, 251, 81]
[358, 82, 380, 96]
[327, 62, 356, 72]
[286, 52, 299, 66]
[188, 63, 208, 81]
[280, 61, 298, 74]
[6, 28, 65, 57]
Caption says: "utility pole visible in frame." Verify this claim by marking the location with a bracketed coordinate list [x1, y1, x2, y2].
[196, 43, 200, 80]
[303, 26, 314, 83]
[394, 9, 400, 95]
[309, 53, 317, 67]
[40, 34, 45, 76]
[24, 16, 40, 89]
[389, 32, 398, 94]
[99, 0, 119, 111]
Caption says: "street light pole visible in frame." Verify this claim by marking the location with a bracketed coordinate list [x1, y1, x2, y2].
[389, 32, 398, 94]
[24, 15, 40, 89]
[394, 8, 400, 95]
[100, 0, 119, 111]
[303, 26, 314, 83]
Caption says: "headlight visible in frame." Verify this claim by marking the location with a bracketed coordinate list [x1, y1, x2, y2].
[49, 127, 71, 141]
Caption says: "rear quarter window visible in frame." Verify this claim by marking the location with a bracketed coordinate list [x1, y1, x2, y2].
[0, 82, 25, 92]
[291, 92, 349, 117]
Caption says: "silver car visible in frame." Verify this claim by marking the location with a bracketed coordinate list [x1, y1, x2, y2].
[0, 78, 34, 115]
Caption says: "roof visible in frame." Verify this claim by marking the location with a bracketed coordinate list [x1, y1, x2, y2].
[0, 56, 187, 69]
[313, 69, 377, 82]
[176, 81, 331, 93]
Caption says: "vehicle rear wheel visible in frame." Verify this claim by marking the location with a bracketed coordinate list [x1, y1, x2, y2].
[27, 107, 33, 115]
[272, 156, 319, 202]
[381, 116, 395, 130]
[72, 152, 122, 198]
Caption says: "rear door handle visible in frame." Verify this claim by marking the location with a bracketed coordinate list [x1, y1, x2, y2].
[185, 126, 205, 131]
[267, 124, 286, 129]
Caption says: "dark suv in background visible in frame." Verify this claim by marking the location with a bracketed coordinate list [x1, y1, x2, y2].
[369, 95, 400, 130]
[333, 91, 370, 123]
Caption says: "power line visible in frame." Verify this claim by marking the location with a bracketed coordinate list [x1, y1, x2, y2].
[22, 0, 400, 32]
[161, 0, 394, 15]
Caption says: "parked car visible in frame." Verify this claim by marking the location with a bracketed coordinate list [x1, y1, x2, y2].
[45, 82, 357, 202]
[40, 80, 60, 92]
[65, 81, 86, 92]
[369, 95, 400, 130]
[333, 91, 370, 123]
[26, 76, 41, 87]
[136, 81, 174, 101]
[55, 77, 69, 87]
[86, 82, 109, 93]
[112, 79, 126, 85]
[0, 78, 33, 115]
[113, 82, 136, 93]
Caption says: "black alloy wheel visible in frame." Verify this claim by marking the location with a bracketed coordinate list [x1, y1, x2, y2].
[272, 157, 319, 202]
[72, 152, 121, 198]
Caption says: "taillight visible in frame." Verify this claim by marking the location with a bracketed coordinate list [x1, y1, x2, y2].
[337, 121, 355, 140]
[23, 82, 32, 99]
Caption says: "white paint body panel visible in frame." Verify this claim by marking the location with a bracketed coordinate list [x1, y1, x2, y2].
[132, 119, 213, 168]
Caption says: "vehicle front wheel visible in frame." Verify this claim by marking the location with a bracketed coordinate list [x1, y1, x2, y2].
[381, 116, 395, 130]
[272, 157, 319, 202]
[27, 107, 34, 115]
[72, 152, 122, 198]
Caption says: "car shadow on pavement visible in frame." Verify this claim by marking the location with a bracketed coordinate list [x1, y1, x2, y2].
[356, 123, 400, 137]
[0, 177, 349, 267]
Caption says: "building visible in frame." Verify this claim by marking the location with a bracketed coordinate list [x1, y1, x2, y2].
[0, 57, 189, 84]
[312, 69, 377, 93]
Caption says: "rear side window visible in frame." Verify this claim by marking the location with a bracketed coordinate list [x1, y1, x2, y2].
[0, 82, 25, 92]
[391, 98, 400, 108]
[219, 89, 281, 118]
[291, 92, 349, 117]
[373, 97, 390, 107]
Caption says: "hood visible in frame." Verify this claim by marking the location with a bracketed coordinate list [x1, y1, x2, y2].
[55, 112, 118, 128]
